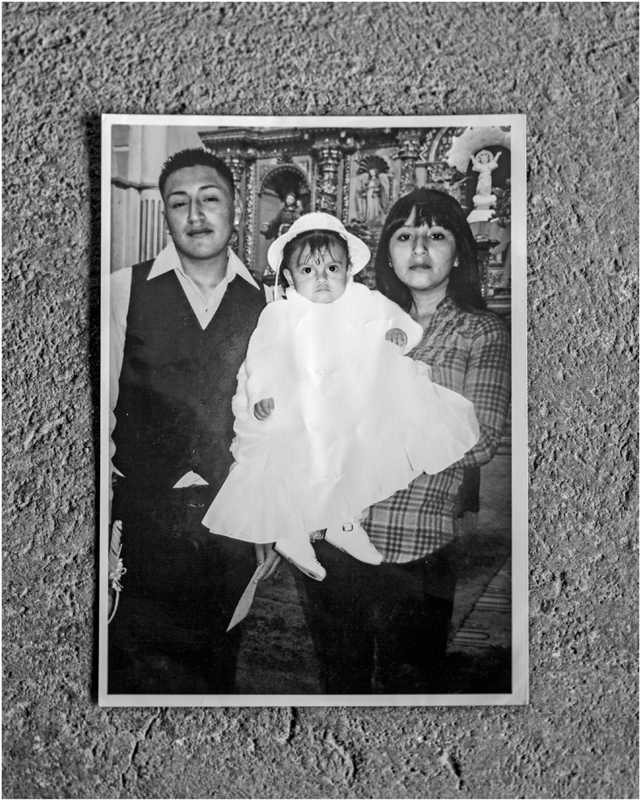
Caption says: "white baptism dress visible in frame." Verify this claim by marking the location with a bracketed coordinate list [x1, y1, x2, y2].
[202, 281, 480, 543]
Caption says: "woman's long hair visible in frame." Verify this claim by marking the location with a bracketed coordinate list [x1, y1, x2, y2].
[374, 188, 486, 313]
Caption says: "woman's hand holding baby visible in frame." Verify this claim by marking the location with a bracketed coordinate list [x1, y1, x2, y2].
[386, 328, 408, 348]
[254, 397, 275, 420]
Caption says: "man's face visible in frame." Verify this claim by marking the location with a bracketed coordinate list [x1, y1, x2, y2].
[162, 165, 235, 263]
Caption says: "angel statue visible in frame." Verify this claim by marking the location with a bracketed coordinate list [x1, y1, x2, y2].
[356, 155, 391, 224]
[471, 149, 502, 201]
[261, 192, 303, 240]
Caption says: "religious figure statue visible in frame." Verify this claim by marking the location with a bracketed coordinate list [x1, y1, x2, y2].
[471, 149, 502, 202]
[355, 155, 390, 224]
[261, 192, 303, 240]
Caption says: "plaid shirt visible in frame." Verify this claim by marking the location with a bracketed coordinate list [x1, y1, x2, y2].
[364, 298, 511, 563]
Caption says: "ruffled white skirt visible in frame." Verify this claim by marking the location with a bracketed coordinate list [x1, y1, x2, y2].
[202, 350, 479, 544]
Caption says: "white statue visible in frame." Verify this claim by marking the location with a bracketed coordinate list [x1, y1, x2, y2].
[471, 149, 502, 200]
[355, 155, 390, 224]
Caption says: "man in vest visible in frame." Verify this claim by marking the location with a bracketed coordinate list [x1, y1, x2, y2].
[109, 148, 278, 695]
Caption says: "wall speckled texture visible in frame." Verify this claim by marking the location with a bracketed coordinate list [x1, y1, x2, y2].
[3, 2, 638, 798]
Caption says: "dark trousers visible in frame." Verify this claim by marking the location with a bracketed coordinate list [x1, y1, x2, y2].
[108, 480, 255, 695]
[302, 540, 457, 694]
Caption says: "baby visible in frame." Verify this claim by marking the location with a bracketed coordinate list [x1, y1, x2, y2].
[202, 213, 479, 580]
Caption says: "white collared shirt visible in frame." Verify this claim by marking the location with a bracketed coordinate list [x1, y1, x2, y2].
[109, 243, 260, 489]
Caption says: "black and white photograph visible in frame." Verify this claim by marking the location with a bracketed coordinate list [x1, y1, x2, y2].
[5, 2, 636, 795]
[99, 114, 527, 707]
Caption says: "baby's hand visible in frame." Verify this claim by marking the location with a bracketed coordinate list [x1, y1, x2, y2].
[385, 328, 408, 349]
[254, 397, 275, 420]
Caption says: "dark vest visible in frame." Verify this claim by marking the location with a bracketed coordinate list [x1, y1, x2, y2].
[113, 261, 266, 493]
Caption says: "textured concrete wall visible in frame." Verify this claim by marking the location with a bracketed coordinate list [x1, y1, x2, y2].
[3, 2, 638, 798]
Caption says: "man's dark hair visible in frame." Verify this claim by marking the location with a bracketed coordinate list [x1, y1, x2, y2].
[158, 148, 235, 199]
[374, 188, 486, 313]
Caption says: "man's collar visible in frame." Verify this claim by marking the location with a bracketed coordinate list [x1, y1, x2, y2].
[227, 248, 261, 290]
[147, 241, 260, 290]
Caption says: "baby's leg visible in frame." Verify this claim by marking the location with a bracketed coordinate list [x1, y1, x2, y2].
[276, 533, 326, 581]
[325, 510, 383, 565]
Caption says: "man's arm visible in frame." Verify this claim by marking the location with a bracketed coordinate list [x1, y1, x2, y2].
[109, 268, 132, 509]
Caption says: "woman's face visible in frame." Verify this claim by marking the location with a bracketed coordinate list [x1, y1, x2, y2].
[388, 209, 457, 295]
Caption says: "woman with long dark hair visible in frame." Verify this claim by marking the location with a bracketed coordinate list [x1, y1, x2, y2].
[302, 188, 511, 694]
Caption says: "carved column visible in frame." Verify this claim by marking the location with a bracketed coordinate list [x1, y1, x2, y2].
[393, 132, 421, 197]
[224, 154, 245, 197]
[313, 144, 343, 215]
[242, 160, 256, 268]
[341, 152, 352, 224]
[221, 150, 255, 258]
[424, 162, 459, 193]
[221, 151, 244, 256]
[415, 132, 437, 188]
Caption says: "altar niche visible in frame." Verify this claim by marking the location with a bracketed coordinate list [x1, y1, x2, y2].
[256, 164, 311, 281]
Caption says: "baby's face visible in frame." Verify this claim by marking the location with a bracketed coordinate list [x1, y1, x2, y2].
[283, 243, 351, 304]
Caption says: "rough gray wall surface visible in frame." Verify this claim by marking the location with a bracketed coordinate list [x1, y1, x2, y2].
[3, 2, 638, 798]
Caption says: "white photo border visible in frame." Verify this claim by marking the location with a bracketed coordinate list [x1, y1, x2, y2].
[99, 114, 527, 707]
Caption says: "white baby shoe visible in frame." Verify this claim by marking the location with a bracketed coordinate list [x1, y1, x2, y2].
[324, 522, 383, 565]
[276, 536, 326, 581]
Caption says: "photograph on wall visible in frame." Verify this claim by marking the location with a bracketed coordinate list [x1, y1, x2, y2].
[99, 114, 527, 707]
